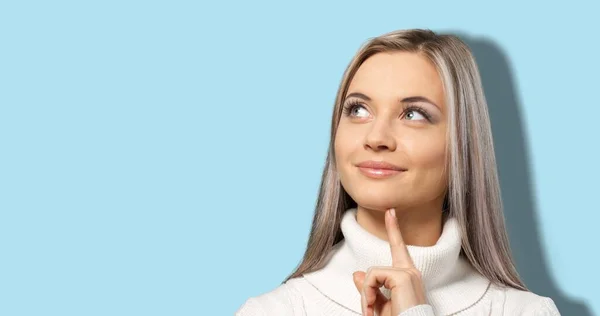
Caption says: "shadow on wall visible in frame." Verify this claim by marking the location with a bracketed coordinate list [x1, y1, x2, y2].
[456, 33, 592, 316]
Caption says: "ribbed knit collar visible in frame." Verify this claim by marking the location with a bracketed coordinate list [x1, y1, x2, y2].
[302, 208, 490, 315]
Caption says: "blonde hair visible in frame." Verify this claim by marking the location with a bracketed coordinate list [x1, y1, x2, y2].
[283, 29, 526, 291]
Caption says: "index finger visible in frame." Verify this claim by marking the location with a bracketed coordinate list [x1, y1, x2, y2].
[386, 208, 414, 268]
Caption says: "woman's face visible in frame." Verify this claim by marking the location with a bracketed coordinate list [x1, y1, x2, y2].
[334, 51, 448, 212]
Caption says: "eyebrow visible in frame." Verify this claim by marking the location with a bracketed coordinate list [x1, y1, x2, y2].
[345, 92, 441, 110]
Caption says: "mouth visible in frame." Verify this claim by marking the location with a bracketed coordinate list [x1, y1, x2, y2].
[356, 160, 407, 179]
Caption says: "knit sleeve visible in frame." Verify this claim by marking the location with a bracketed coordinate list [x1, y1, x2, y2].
[235, 298, 266, 316]
[398, 304, 435, 316]
[519, 297, 561, 316]
[234, 282, 305, 316]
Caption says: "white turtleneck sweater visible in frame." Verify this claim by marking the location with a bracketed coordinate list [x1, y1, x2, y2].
[235, 209, 560, 315]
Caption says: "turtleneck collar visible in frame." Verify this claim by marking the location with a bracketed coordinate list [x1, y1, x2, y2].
[302, 208, 490, 315]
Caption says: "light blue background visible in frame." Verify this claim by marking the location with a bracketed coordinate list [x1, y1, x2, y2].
[1, 1, 598, 315]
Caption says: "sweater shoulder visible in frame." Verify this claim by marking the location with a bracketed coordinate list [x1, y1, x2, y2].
[235, 277, 310, 316]
[487, 283, 561, 315]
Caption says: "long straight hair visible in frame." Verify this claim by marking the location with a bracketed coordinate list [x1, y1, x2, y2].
[283, 29, 526, 291]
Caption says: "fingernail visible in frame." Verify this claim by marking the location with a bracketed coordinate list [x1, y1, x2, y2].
[390, 208, 396, 218]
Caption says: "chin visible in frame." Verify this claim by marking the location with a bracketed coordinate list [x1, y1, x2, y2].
[349, 192, 402, 212]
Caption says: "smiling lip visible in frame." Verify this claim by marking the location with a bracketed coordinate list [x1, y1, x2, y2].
[356, 160, 407, 179]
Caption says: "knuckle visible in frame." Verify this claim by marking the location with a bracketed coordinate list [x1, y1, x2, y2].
[397, 271, 412, 283]
[409, 268, 422, 279]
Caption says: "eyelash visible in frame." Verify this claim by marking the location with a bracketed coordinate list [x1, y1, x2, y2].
[341, 100, 433, 122]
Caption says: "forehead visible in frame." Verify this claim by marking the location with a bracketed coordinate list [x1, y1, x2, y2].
[348, 52, 445, 108]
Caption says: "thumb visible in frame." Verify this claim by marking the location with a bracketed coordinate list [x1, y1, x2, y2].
[353, 271, 365, 293]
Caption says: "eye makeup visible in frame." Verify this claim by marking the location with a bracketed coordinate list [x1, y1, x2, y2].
[341, 99, 437, 123]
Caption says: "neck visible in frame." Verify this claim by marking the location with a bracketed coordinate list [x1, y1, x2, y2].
[355, 201, 444, 246]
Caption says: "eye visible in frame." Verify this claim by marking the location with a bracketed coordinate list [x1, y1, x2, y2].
[343, 101, 370, 118]
[402, 105, 432, 122]
[351, 105, 369, 118]
[404, 110, 426, 121]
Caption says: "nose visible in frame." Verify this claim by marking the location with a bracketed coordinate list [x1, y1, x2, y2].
[364, 119, 397, 152]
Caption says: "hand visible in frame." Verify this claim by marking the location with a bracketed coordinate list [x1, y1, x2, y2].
[352, 208, 427, 316]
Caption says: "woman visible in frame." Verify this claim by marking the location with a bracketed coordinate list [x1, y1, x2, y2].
[235, 29, 561, 315]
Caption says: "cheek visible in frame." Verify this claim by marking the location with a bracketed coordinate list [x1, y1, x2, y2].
[334, 126, 361, 165]
[406, 139, 445, 167]
[403, 134, 448, 185]
[334, 127, 363, 192]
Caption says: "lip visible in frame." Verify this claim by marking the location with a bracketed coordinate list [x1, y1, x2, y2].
[356, 160, 407, 179]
